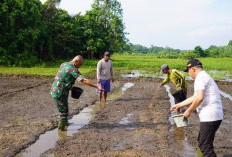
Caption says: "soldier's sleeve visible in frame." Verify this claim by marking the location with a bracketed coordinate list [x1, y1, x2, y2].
[76, 74, 84, 82]
[71, 70, 84, 82]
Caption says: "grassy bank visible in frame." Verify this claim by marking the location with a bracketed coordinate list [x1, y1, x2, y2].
[0, 54, 232, 78]
[0, 60, 97, 76]
[112, 54, 232, 71]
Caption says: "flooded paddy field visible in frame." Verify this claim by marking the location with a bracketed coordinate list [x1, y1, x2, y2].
[0, 74, 232, 157]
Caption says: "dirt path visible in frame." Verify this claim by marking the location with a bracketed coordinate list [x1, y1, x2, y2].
[0, 75, 119, 157]
[50, 81, 180, 157]
[0, 75, 232, 157]
[50, 80, 232, 157]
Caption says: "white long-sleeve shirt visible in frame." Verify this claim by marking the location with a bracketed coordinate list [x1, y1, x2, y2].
[97, 58, 114, 80]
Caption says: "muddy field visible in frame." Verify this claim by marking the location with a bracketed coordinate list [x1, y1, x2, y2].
[0, 75, 232, 157]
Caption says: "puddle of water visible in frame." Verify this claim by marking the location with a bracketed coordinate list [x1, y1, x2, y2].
[107, 86, 122, 100]
[207, 70, 232, 80]
[119, 113, 133, 125]
[16, 83, 135, 157]
[163, 85, 175, 106]
[220, 90, 232, 101]
[122, 70, 167, 79]
[122, 70, 192, 81]
[66, 107, 95, 136]
[163, 85, 175, 127]
[113, 113, 134, 150]
[179, 136, 198, 157]
[121, 70, 152, 78]
[15, 106, 95, 157]
[117, 109, 135, 130]
[116, 83, 135, 126]
[119, 117, 130, 125]
[108, 83, 135, 101]
[121, 83, 134, 93]
[186, 70, 232, 81]
[163, 85, 197, 156]
[224, 78, 232, 82]
[173, 127, 185, 150]
[122, 70, 232, 83]
[122, 70, 148, 78]
[152, 74, 166, 79]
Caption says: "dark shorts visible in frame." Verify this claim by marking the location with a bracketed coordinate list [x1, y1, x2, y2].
[172, 90, 187, 103]
[97, 79, 111, 94]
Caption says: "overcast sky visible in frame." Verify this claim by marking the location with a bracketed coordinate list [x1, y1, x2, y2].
[40, 0, 232, 50]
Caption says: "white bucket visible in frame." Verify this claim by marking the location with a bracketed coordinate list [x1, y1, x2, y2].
[172, 114, 188, 127]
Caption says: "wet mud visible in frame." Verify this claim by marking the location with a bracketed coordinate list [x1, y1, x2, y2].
[0, 75, 119, 157]
[0, 75, 232, 157]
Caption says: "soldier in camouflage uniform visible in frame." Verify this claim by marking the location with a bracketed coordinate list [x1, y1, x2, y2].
[51, 55, 103, 130]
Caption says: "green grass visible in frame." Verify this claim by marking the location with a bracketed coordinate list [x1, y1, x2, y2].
[0, 54, 232, 79]
[0, 66, 96, 76]
[111, 54, 232, 78]
[112, 54, 232, 71]
[0, 59, 98, 76]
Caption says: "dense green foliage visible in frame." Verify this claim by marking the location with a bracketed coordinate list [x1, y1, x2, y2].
[0, 0, 127, 67]
[125, 42, 232, 59]
[1, 0, 231, 68]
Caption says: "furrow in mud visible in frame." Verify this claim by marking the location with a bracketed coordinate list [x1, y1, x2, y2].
[49, 81, 179, 157]
[0, 75, 232, 157]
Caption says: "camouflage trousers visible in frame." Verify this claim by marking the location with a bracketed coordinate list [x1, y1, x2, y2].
[53, 95, 69, 120]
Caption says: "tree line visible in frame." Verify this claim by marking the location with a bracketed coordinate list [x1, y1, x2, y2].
[124, 41, 232, 59]
[1, 0, 231, 67]
[0, 0, 127, 67]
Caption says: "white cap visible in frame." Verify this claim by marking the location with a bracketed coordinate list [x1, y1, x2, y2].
[160, 64, 169, 72]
